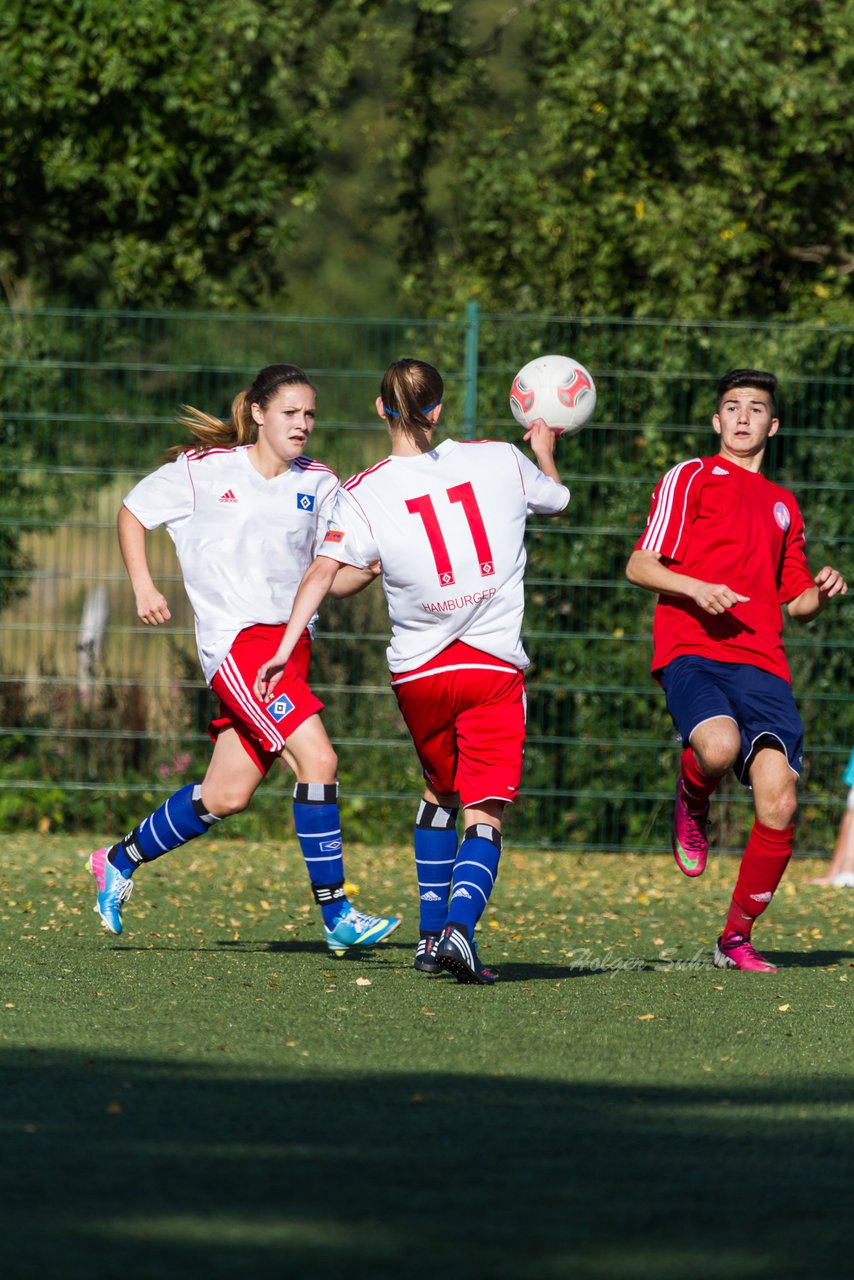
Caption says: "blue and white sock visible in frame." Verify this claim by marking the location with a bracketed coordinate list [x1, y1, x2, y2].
[293, 782, 350, 927]
[414, 799, 458, 934]
[108, 783, 221, 876]
[447, 823, 502, 939]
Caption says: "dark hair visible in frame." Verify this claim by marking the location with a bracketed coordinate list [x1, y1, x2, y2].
[164, 363, 316, 461]
[716, 368, 778, 414]
[379, 358, 444, 447]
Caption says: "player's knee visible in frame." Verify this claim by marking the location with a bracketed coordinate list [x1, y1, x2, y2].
[203, 786, 252, 818]
[691, 723, 740, 776]
[302, 742, 337, 783]
[695, 741, 738, 776]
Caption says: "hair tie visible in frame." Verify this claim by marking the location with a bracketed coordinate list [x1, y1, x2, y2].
[383, 401, 439, 418]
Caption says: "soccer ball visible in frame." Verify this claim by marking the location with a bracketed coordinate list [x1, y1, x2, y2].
[509, 354, 597, 437]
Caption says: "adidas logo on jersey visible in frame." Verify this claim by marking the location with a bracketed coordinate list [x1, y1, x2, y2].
[712, 466, 729, 476]
[219, 489, 238, 503]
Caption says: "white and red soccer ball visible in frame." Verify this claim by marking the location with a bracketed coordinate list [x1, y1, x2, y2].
[509, 354, 597, 437]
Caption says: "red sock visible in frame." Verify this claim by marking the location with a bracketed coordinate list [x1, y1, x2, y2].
[680, 747, 721, 812]
[724, 820, 794, 938]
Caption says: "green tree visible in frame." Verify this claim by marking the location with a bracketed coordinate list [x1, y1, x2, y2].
[0, 0, 380, 309]
[396, 0, 853, 320]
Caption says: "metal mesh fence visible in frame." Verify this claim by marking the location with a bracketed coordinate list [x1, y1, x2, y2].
[1, 306, 851, 852]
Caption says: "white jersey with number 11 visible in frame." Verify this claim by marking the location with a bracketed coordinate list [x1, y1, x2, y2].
[322, 438, 569, 673]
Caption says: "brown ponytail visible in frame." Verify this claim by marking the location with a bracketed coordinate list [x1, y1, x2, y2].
[379, 358, 444, 449]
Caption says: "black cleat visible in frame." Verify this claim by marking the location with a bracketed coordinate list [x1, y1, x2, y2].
[413, 934, 443, 975]
[436, 922, 498, 985]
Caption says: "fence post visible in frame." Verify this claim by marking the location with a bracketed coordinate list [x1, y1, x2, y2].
[462, 300, 480, 439]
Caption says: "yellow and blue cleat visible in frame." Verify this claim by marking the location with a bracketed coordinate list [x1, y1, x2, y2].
[323, 906, 401, 956]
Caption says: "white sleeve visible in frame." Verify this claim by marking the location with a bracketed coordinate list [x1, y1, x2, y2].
[123, 456, 195, 529]
[312, 473, 341, 557]
[511, 445, 571, 515]
[317, 487, 381, 568]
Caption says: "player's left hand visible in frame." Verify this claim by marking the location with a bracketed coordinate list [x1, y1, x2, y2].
[523, 418, 557, 453]
[814, 566, 848, 602]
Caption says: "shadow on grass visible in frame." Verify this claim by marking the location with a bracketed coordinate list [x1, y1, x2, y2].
[213, 940, 612, 981]
[0, 1049, 851, 1280]
[105, 935, 854, 982]
[761, 949, 854, 969]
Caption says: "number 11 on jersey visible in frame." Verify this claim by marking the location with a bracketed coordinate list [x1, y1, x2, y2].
[406, 482, 495, 588]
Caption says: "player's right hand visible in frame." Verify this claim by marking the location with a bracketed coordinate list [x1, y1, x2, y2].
[255, 659, 285, 702]
[135, 588, 171, 625]
[693, 582, 750, 615]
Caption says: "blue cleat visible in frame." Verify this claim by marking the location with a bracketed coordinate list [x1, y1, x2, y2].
[323, 906, 401, 956]
[88, 847, 133, 935]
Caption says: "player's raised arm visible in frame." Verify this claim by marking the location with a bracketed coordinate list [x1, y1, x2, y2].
[523, 418, 562, 485]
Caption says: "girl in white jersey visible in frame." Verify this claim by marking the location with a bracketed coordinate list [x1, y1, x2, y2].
[257, 358, 569, 983]
[88, 363, 400, 957]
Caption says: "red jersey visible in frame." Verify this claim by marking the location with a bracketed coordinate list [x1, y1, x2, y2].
[635, 455, 814, 683]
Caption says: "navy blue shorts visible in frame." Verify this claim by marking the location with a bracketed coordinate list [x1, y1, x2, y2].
[660, 656, 804, 785]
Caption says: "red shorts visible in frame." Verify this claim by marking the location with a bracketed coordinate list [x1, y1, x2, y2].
[209, 625, 324, 775]
[391, 640, 526, 808]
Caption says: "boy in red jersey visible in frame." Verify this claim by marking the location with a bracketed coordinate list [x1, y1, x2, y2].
[626, 369, 847, 971]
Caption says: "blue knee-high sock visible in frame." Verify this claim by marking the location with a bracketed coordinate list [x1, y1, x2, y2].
[447, 824, 502, 939]
[414, 799, 458, 934]
[293, 782, 351, 927]
[108, 783, 221, 876]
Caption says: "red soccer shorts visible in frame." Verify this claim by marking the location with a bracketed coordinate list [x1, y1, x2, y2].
[209, 625, 324, 775]
[391, 640, 526, 808]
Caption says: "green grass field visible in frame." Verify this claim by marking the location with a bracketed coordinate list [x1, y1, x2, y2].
[1, 835, 851, 1279]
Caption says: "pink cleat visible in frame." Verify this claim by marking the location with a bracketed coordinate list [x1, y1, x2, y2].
[671, 775, 709, 877]
[713, 932, 777, 972]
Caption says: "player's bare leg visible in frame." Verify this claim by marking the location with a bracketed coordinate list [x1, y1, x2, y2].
[201, 728, 267, 813]
[811, 810, 854, 886]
